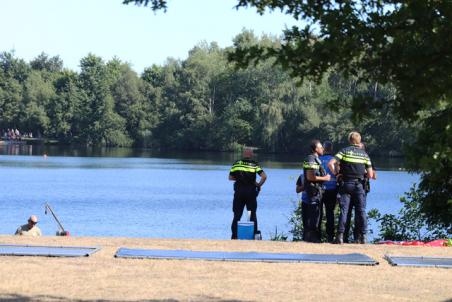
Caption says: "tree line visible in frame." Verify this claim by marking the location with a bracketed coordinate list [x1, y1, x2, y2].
[0, 32, 414, 155]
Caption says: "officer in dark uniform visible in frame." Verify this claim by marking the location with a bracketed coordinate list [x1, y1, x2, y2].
[328, 132, 374, 244]
[295, 173, 309, 241]
[343, 142, 377, 242]
[229, 148, 267, 239]
[302, 140, 331, 243]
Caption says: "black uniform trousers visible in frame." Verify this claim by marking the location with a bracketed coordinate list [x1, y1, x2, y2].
[320, 189, 338, 242]
[302, 201, 321, 242]
[338, 180, 367, 235]
[231, 186, 258, 239]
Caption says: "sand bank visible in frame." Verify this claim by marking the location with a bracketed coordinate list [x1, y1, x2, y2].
[0, 235, 450, 301]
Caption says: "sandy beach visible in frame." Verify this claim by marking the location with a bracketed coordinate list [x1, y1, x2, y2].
[0, 235, 451, 302]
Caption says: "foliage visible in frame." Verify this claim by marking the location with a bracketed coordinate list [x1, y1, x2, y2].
[269, 226, 288, 241]
[289, 198, 344, 243]
[1, 37, 411, 151]
[368, 185, 450, 242]
[122, 0, 167, 11]
[289, 200, 304, 241]
[405, 106, 452, 227]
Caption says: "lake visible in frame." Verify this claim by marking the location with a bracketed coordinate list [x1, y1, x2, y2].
[0, 145, 418, 240]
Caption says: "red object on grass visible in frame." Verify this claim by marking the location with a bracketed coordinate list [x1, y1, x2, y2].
[424, 239, 446, 247]
[377, 239, 448, 247]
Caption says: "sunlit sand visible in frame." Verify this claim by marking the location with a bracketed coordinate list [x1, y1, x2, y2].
[0, 235, 450, 301]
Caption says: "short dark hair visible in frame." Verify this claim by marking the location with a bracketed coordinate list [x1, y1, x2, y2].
[323, 141, 333, 153]
[310, 139, 321, 152]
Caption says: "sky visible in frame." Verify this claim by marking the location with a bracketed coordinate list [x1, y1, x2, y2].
[0, 0, 297, 73]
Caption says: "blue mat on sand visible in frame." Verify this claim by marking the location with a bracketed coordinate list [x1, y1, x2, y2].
[0, 244, 100, 257]
[385, 255, 452, 268]
[115, 248, 378, 265]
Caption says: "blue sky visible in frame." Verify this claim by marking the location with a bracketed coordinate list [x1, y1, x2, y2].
[0, 0, 297, 73]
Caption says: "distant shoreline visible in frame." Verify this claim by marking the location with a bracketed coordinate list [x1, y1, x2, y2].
[0, 139, 405, 158]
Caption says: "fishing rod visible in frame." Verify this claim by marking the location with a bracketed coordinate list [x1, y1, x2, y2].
[44, 202, 70, 236]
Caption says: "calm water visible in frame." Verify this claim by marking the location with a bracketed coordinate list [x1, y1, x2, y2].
[0, 145, 418, 240]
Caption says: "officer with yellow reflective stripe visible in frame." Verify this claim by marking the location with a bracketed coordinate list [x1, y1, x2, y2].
[328, 132, 374, 244]
[302, 140, 331, 242]
[229, 148, 267, 239]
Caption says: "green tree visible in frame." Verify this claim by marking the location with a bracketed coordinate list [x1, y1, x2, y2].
[216, 97, 254, 149]
[30, 52, 63, 73]
[110, 62, 156, 147]
[48, 70, 87, 142]
[79, 54, 131, 146]
[21, 71, 54, 136]
[0, 52, 29, 128]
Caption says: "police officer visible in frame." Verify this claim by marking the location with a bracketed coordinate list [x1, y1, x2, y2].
[303, 140, 331, 243]
[319, 141, 338, 243]
[229, 148, 267, 239]
[295, 173, 309, 240]
[343, 142, 377, 242]
[328, 132, 374, 244]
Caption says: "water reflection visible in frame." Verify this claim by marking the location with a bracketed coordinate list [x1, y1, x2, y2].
[0, 143, 33, 156]
[0, 144, 407, 170]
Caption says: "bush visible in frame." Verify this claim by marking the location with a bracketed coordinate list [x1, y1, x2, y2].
[269, 226, 288, 241]
[368, 185, 450, 242]
[289, 201, 304, 241]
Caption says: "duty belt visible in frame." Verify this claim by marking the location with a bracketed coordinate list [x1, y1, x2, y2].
[343, 178, 364, 182]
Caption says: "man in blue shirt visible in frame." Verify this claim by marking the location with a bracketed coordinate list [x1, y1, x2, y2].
[319, 141, 338, 243]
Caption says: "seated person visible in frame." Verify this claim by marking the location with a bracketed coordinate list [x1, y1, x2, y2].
[15, 215, 42, 237]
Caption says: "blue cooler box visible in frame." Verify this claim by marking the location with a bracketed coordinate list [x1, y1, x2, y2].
[237, 221, 254, 240]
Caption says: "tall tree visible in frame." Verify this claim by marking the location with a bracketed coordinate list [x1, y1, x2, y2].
[0, 52, 28, 128]
[79, 54, 131, 146]
[21, 71, 54, 136]
[110, 62, 156, 146]
[30, 52, 63, 73]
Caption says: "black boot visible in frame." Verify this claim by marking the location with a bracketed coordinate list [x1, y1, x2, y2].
[311, 231, 321, 243]
[357, 234, 367, 244]
[327, 234, 335, 243]
[334, 232, 344, 244]
[304, 230, 312, 242]
[305, 231, 321, 243]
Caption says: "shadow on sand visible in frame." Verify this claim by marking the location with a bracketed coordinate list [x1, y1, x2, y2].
[0, 293, 248, 302]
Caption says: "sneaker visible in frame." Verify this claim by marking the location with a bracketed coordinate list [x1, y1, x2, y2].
[327, 235, 334, 243]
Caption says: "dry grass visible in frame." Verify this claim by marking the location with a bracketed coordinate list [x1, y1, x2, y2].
[0, 235, 451, 302]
